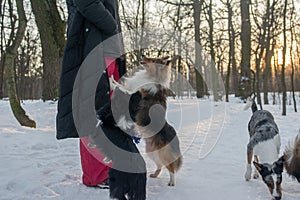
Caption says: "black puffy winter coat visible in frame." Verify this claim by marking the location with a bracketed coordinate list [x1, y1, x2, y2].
[56, 0, 126, 139]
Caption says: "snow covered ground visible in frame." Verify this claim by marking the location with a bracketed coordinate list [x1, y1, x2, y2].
[0, 96, 299, 200]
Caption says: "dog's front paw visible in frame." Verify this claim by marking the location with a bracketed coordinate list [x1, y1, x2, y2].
[253, 173, 259, 179]
[150, 174, 158, 178]
[149, 168, 162, 178]
[244, 164, 252, 181]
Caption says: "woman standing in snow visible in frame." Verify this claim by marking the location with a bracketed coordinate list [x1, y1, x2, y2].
[57, 0, 126, 189]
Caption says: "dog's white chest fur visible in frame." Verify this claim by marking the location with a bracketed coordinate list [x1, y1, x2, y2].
[253, 134, 281, 163]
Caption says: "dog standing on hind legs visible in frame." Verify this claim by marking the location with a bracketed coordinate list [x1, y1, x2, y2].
[244, 96, 283, 200]
[109, 55, 183, 186]
[130, 56, 182, 186]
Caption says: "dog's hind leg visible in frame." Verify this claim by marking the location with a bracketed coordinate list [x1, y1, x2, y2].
[244, 149, 253, 181]
[253, 155, 259, 179]
[166, 163, 175, 186]
[148, 151, 163, 178]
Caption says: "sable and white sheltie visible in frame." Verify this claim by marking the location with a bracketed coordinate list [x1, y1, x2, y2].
[110, 55, 183, 186]
[282, 130, 300, 183]
[244, 96, 283, 200]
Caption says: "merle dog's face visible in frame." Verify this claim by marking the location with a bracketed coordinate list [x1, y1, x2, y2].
[253, 158, 284, 200]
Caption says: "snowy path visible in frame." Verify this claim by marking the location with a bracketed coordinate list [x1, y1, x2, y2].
[0, 98, 299, 200]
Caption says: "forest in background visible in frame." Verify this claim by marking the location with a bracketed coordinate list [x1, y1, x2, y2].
[0, 0, 299, 126]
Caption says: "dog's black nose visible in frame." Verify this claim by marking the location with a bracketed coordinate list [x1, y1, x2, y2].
[274, 196, 281, 200]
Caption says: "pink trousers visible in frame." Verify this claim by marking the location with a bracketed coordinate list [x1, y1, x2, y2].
[80, 57, 120, 186]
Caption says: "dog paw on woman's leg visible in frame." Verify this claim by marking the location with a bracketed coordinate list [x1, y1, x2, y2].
[244, 164, 252, 181]
[149, 168, 162, 178]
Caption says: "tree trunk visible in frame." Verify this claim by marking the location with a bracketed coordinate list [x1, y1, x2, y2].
[226, 15, 231, 103]
[290, 2, 297, 112]
[0, 54, 4, 98]
[263, 42, 274, 105]
[231, 36, 238, 97]
[239, 0, 252, 99]
[254, 0, 271, 110]
[193, 0, 206, 98]
[255, 56, 262, 110]
[281, 0, 287, 116]
[0, 0, 5, 98]
[263, 0, 276, 105]
[208, 0, 219, 101]
[4, 0, 36, 128]
[30, 0, 65, 100]
[226, 0, 238, 101]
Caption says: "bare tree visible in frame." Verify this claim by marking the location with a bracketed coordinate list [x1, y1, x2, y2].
[281, 0, 287, 115]
[263, 0, 278, 105]
[16, 28, 42, 99]
[205, 0, 222, 101]
[156, 0, 208, 98]
[30, 0, 65, 100]
[120, 0, 148, 66]
[289, 0, 297, 112]
[251, 0, 273, 109]
[239, 0, 252, 99]
[223, 0, 238, 102]
[0, 0, 5, 98]
[192, 0, 207, 98]
[206, 0, 215, 99]
[4, 0, 36, 127]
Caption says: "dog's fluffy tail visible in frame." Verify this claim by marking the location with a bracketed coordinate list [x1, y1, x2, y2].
[286, 130, 300, 159]
[292, 130, 300, 158]
[284, 130, 300, 182]
[243, 95, 258, 113]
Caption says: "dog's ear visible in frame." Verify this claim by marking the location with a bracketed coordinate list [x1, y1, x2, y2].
[161, 56, 171, 65]
[253, 161, 263, 172]
[243, 96, 254, 111]
[162, 56, 170, 60]
[273, 157, 284, 173]
[165, 59, 172, 66]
